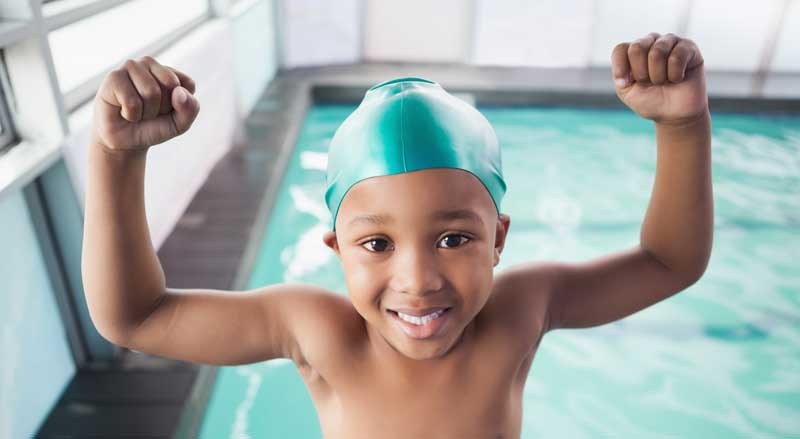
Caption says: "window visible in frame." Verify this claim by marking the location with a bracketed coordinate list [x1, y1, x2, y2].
[0, 51, 17, 154]
[46, 0, 209, 110]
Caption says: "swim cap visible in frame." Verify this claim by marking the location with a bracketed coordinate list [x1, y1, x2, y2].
[325, 77, 506, 231]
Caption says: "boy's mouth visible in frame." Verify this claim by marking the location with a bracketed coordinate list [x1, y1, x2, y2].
[386, 307, 452, 340]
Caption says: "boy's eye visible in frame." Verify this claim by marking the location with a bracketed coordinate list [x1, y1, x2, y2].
[438, 234, 470, 249]
[362, 238, 393, 253]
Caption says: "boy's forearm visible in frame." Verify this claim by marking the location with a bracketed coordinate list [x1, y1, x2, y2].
[81, 141, 166, 340]
[640, 110, 713, 283]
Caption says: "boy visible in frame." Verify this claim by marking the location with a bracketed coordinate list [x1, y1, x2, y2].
[82, 32, 712, 438]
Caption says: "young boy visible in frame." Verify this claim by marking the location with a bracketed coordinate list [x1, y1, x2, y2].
[82, 32, 713, 437]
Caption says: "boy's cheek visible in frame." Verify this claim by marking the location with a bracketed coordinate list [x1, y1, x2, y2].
[343, 266, 385, 311]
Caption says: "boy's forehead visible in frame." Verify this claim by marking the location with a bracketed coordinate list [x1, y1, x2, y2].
[337, 168, 496, 228]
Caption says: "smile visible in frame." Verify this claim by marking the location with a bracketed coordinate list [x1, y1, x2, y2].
[386, 307, 452, 340]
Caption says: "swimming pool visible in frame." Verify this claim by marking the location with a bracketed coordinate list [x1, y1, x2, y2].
[197, 104, 800, 438]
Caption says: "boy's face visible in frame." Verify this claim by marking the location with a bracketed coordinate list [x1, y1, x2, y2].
[323, 168, 511, 361]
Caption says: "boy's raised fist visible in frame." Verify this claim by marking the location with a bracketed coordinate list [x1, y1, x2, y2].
[612, 32, 708, 126]
[91, 56, 199, 153]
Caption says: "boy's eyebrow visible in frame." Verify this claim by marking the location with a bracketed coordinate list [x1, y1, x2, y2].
[347, 209, 484, 227]
[432, 208, 485, 226]
[348, 213, 393, 227]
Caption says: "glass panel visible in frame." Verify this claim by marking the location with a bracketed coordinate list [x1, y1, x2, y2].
[771, 0, 800, 72]
[281, 0, 360, 68]
[686, 0, 782, 71]
[473, 0, 594, 67]
[0, 190, 76, 438]
[232, 0, 278, 115]
[364, 0, 469, 62]
[48, 0, 207, 93]
[589, 0, 689, 66]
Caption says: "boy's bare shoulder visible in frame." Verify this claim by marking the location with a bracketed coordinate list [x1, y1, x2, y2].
[256, 283, 365, 368]
[481, 262, 560, 348]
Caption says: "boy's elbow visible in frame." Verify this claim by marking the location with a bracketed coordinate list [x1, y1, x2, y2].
[94, 322, 130, 347]
[680, 254, 711, 287]
[88, 310, 135, 348]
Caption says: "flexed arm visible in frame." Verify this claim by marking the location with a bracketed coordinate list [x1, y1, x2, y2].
[614, 33, 713, 282]
[82, 56, 200, 339]
[495, 33, 713, 332]
[81, 56, 343, 366]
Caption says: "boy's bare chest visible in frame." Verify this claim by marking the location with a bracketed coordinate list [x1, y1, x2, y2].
[298, 323, 540, 438]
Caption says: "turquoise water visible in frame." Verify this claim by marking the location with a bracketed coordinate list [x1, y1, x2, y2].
[198, 105, 800, 438]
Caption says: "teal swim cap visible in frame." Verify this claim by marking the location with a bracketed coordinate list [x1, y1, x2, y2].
[325, 77, 506, 231]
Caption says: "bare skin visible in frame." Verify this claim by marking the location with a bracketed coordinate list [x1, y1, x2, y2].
[82, 32, 712, 438]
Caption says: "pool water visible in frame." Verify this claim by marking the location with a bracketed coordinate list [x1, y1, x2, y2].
[198, 105, 800, 438]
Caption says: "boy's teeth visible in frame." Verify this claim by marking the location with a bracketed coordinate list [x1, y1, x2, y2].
[396, 309, 444, 325]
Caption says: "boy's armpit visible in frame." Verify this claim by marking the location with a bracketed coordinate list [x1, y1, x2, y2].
[117, 283, 351, 367]
[488, 262, 560, 349]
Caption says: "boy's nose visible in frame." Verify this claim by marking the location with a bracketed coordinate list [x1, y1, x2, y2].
[391, 250, 445, 296]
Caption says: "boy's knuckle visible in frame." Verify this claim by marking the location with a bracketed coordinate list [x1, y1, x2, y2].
[628, 42, 645, 55]
[679, 45, 693, 58]
[165, 76, 180, 88]
[123, 59, 137, 69]
[649, 44, 669, 59]
[124, 96, 141, 109]
[123, 104, 139, 117]
[141, 86, 160, 100]
[108, 69, 125, 84]
[668, 52, 683, 66]
[140, 55, 156, 64]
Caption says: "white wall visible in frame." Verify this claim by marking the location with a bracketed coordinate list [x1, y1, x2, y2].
[758, 0, 800, 72]
[61, 21, 236, 251]
[48, 0, 208, 93]
[589, 0, 690, 66]
[233, 0, 279, 117]
[686, 0, 784, 72]
[364, 0, 471, 63]
[473, 0, 594, 67]
[61, 2, 279, 251]
[279, 0, 360, 68]
[280, 0, 800, 78]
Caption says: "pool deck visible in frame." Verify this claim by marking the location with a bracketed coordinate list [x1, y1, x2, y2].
[35, 63, 800, 438]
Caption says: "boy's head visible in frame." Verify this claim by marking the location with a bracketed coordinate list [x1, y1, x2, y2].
[322, 78, 510, 361]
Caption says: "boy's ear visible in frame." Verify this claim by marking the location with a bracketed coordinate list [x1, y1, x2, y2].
[493, 213, 511, 267]
[322, 230, 340, 256]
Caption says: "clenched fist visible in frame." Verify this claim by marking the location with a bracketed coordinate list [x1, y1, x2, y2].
[612, 33, 708, 126]
[91, 56, 200, 153]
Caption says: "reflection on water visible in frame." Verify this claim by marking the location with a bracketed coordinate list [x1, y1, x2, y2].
[703, 323, 768, 341]
[199, 106, 800, 438]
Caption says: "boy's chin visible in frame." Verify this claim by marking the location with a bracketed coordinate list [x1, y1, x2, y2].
[394, 341, 447, 361]
[388, 331, 462, 361]
[364, 309, 468, 360]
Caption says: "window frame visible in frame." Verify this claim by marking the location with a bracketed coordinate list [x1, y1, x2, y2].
[60, 10, 209, 111]
[0, 0, 218, 365]
[0, 0, 215, 157]
[0, 50, 17, 153]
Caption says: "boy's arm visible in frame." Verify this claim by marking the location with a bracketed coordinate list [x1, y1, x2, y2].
[82, 57, 339, 365]
[498, 33, 713, 332]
